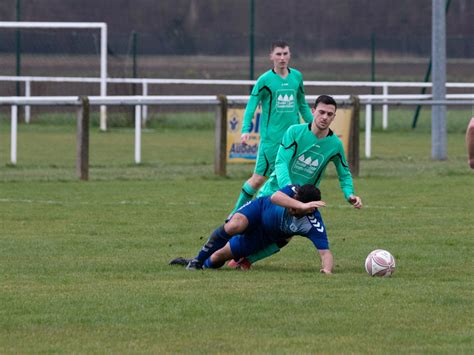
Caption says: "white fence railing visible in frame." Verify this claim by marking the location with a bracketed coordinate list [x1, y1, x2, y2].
[2, 95, 473, 172]
[1, 75, 473, 130]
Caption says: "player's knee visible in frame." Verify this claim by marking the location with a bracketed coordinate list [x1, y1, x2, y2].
[225, 213, 248, 234]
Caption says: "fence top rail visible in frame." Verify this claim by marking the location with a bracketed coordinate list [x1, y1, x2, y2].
[0, 75, 474, 88]
[87, 95, 220, 105]
[0, 95, 221, 106]
[361, 100, 474, 105]
[0, 21, 106, 29]
[1, 95, 473, 107]
[0, 95, 352, 106]
[0, 96, 81, 106]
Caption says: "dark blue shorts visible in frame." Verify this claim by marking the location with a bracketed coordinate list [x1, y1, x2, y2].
[230, 198, 274, 259]
[229, 232, 272, 260]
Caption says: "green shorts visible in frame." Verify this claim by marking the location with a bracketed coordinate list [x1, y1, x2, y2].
[254, 142, 280, 177]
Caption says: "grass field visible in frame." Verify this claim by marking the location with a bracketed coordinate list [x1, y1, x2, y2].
[0, 109, 473, 353]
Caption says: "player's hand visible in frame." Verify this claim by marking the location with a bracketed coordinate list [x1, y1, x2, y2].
[241, 133, 250, 145]
[348, 195, 363, 209]
[300, 200, 326, 214]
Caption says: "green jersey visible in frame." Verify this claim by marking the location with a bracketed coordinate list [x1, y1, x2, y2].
[242, 68, 313, 145]
[258, 123, 355, 199]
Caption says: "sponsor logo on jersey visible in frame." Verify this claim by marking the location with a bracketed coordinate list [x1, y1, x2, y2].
[276, 89, 296, 112]
[289, 223, 298, 232]
[291, 148, 325, 178]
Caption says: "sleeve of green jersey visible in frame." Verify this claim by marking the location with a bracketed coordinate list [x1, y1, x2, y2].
[297, 80, 313, 124]
[274, 128, 297, 188]
[332, 142, 355, 200]
[242, 79, 264, 134]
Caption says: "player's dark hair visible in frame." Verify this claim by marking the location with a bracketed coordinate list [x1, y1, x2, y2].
[271, 40, 290, 51]
[295, 184, 321, 203]
[314, 95, 337, 111]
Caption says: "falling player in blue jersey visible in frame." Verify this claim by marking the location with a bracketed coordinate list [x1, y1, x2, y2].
[169, 184, 333, 273]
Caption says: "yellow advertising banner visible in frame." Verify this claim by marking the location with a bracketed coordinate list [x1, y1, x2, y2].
[226, 108, 261, 163]
[329, 108, 352, 155]
[226, 107, 353, 163]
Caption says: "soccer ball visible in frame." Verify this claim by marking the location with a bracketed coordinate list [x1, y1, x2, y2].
[365, 249, 396, 277]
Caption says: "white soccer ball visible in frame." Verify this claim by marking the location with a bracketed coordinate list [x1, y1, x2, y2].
[365, 249, 396, 277]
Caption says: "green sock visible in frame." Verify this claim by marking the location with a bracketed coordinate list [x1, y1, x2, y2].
[247, 243, 281, 264]
[232, 182, 257, 213]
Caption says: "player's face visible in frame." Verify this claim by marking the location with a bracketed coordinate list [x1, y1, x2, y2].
[270, 46, 291, 70]
[312, 103, 336, 131]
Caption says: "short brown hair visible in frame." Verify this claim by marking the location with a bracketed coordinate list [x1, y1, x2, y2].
[271, 40, 290, 52]
[314, 95, 337, 111]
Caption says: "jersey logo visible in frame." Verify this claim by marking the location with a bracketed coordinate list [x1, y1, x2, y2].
[308, 215, 324, 232]
[289, 223, 298, 232]
[292, 148, 325, 178]
[298, 154, 319, 167]
[276, 89, 296, 112]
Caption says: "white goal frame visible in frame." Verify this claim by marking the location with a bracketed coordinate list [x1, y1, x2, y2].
[0, 21, 108, 130]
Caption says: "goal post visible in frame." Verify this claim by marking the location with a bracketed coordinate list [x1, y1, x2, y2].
[0, 21, 108, 130]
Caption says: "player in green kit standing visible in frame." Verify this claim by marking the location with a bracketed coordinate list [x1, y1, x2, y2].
[231, 40, 314, 213]
[229, 95, 363, 272]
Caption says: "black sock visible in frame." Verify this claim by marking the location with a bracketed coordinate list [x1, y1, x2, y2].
[195, 225, 231, 263]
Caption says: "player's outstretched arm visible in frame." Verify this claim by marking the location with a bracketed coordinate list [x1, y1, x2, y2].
[271, 191, 325, 214]
[319, 249, 333, 274]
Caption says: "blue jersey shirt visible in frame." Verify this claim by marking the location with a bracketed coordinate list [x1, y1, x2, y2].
[234, 184, 328, 254]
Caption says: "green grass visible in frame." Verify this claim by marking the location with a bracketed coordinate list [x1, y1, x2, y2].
[0, 110, 473, 353]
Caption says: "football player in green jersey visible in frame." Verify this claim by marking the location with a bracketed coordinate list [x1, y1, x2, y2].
[231, 40, 314, 213]
[229, 95, 363, 272]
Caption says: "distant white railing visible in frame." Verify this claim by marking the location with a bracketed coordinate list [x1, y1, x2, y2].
[1, 75, 473, 130]
[2, 95, 473, 173]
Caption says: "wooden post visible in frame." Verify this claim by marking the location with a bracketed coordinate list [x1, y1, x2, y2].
[349, 95, 360, 177]
[214, 95, 227, 176]
[76, 96, 90, 181]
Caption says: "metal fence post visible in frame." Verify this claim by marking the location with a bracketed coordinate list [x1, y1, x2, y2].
[215, 95, 227, 176]
[25, 79, 31, 123]
[142, 81, 148, 122]
[365, 102, 372, 158]
[432, 0, 447, 160]
[76, 96, 89, 180]
[135, 104, 141, 164]
[11, 105, 18, 165]
[382, 84, 388, 129]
